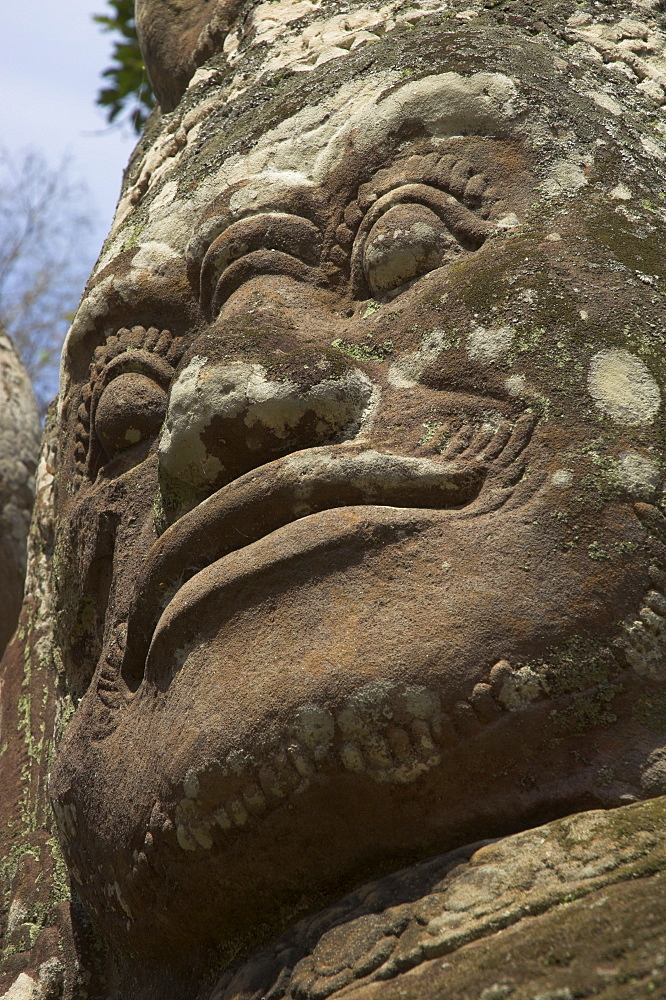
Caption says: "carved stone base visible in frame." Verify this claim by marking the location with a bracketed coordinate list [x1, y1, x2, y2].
[215, 796, 666, 1000]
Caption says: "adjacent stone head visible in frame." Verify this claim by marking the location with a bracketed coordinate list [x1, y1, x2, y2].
[0, 330, 39, 657]
[135, 0, 245, 112]
[49, 0, 666, 990]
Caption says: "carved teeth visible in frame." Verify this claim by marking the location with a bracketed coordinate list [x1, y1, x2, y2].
[214, 807, 232, 831]
[469, 682, 503, 723]
[337, 708, 371, 742]
[241, 783, 267, 815]
[411, 719, 435, 752]
[639, 606, 666, 633]
[273, 751, 301, 793]
[176, 825, 197, 851]
[287, 741, 314, 778]
[494, 665, 544, 710]
[293, 705, 335, 749]
[386, 725, 411, 761]
[431, 711, 456, 745]
[364, 735, 393, 770]
[340, 741, 365, 773]
[645, 589, 666, 617]
[183, 769, 200, 799]
[313, 745, 337, 774]
[398, 686, 441, 724]
[452, 701, 480, 737]
[489, 659, 513, 697]
[164, 669, 563, 851]
[227, 799, 249, 828]
[158, 645, 652, 857]
[257, 764, 287, 801]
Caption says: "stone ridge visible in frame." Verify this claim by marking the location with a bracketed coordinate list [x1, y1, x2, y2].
[212, 795, 666, 1000]
[0, 416, 81, 1000]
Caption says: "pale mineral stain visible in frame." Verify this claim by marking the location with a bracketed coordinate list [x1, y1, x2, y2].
[552, 469, 573, 487]
[505, 374, 526, 396]
[1, 973, 41, 1000]
[495, 212, 520, 229]
[541, 155, 590, 196]
[131, 241, 180, 270]
[467, 325, 515, 362]
[498, 666, 543, 709]
[611, 182, 633, 200]
[586, 90, 623, 115]
[588, 349, 660, 425]
[618, 449, 661, 499]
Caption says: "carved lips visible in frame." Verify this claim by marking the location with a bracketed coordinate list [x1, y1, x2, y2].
[119, 413, 537, 689]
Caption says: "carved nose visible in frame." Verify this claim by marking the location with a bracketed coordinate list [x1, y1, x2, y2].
[157, 357, 376, 491]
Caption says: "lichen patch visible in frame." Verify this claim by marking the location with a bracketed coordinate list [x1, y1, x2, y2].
[618, 449, 661, 500]
[467, 324, 514, 362]
[588, 349, 660, 425]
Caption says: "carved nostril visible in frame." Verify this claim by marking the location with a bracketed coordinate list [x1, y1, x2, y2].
[157, 356, 378, 492]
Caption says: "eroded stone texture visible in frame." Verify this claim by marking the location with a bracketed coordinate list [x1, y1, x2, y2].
[0, 331, 39, 658]
[3, 0, 666, 998]
[0, 416, 83, 1000]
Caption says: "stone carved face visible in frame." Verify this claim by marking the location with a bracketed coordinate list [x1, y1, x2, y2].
[49, 1, 666, 980]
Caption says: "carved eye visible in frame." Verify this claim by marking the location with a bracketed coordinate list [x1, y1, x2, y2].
[351, 183, 491, 299]
[95, 372, 166, 459]
[362, 204, 462, 296]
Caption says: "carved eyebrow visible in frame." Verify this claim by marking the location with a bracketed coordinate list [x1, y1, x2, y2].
[199, 213, 322, 314]
[92, 350, 174, 401]
[351, 183, 494, 296]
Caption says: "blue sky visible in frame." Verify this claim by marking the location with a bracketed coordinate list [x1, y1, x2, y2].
[2, 1, 137, 262]
[2, 1, 139, 403]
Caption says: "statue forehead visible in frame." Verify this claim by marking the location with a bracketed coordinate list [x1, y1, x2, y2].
[125, 68, 520, 232]
[62, 63, 524, 373]
[62, 1, 666, 383]
[135, 0, 525, 109]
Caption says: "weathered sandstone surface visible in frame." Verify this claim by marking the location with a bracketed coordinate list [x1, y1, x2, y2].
[2, 1, 666, 997]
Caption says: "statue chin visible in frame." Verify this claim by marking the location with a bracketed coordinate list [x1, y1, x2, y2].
[49, 484, 652, 962]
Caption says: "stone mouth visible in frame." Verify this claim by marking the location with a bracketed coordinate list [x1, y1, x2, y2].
[118, 445, 489, 690]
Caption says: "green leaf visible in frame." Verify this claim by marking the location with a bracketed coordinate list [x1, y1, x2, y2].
[93, 0, 155, 134]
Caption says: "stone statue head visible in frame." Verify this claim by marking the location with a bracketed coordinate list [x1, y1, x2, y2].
[0, 329, 39, 658]
[49, 0, 666, 991]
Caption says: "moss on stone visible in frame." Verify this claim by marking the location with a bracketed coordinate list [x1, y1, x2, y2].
[157, 466, 209, 523]
[550, 682, 622, 734]
[632, 692, 666, 733]
[331, 336, 394, 362]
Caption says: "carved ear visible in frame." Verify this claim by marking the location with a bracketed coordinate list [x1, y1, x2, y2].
[135, 0, 244, 112]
